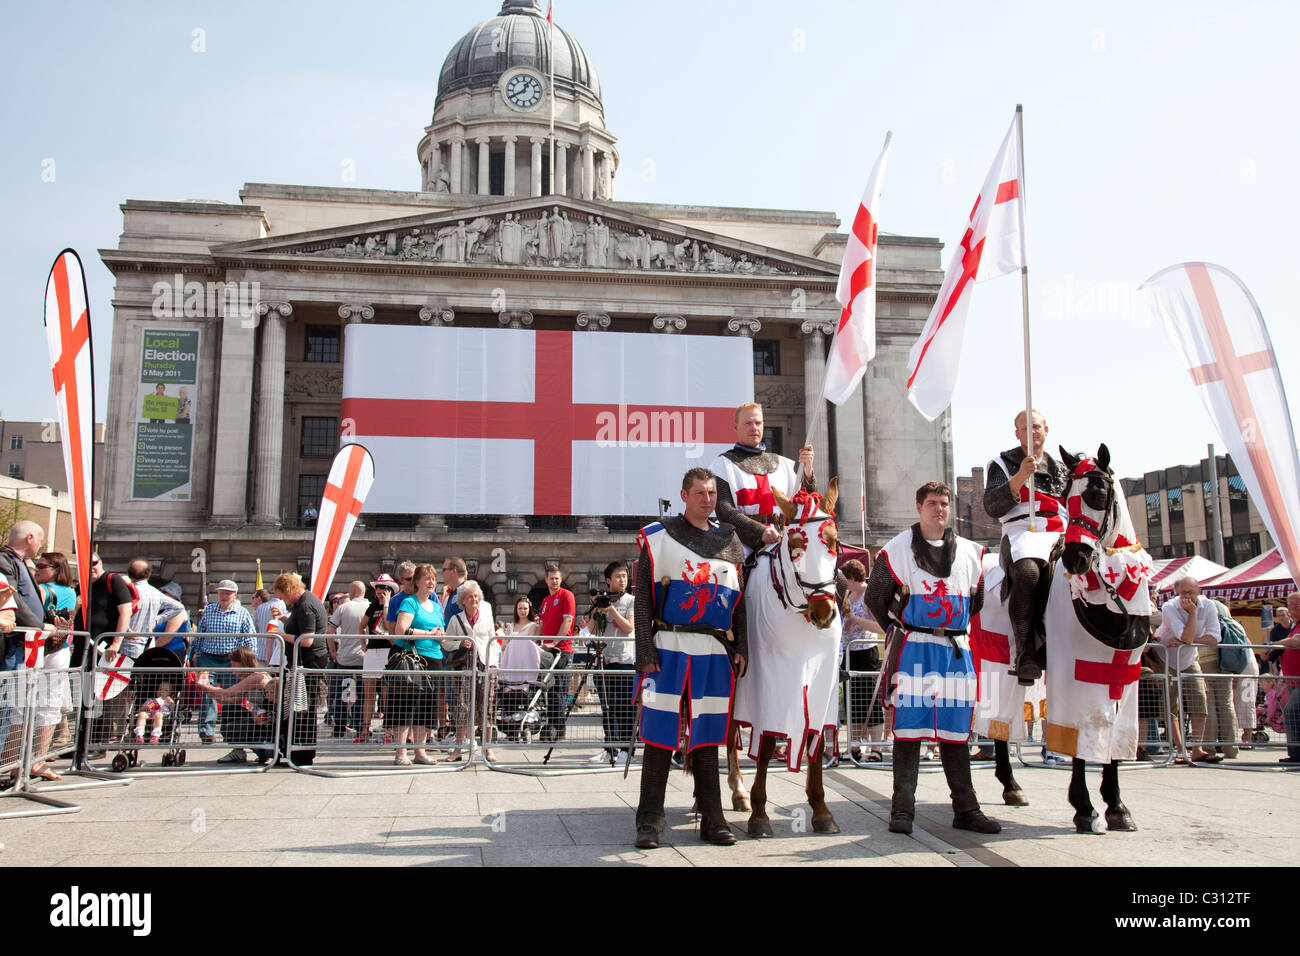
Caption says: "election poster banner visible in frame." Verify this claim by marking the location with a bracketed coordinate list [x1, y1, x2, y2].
[131, 328, 200, 500]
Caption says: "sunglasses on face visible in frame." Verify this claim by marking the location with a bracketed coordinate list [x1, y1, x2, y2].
[34, 563, 51, 570]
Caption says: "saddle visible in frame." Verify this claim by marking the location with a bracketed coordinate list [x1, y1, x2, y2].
[1070, 596, 1149, 652]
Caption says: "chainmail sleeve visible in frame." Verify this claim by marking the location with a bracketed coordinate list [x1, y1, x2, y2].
[634, 543, 658, 670]
[864, 553, 898, 627]
[970, 573, 985, 619]
[714, 477, 770, 551]
[983, 459, 1017, 520]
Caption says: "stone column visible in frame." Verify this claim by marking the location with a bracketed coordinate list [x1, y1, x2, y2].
[503, 136, 517, 197]
[575, 311, 610, 331]
[418, 305, 455, 327]
[449, 139, 463, 195]
[498, 310, 534, 330]
[530, 138, 544, 197]
[597, 150, 613, 200]
[651, 314, 687, 334]
[581, 146, 595, 200]
[426, 142, 441, 192]
[251, 302, 292, 526]
[209, 312, 258, 525]
[800, 320, 834, 478]
[477, 137, 491, 196]
[726, 315, 761, 337]
[556, 143, 568, 196]
[832, 355, 868, 538]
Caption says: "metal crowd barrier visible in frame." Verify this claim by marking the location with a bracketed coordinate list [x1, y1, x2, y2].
[0, 629, 83, 816]
[485, 635, 640, 776]
[285, 635, 475, 776]
[83, 632, 285, 775]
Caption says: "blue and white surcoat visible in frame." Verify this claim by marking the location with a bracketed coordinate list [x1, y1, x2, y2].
[879, 531, 984, 743]
[636, 522, 742, 752]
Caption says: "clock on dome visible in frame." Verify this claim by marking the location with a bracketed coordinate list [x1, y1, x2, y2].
[504, 72, 543, 110]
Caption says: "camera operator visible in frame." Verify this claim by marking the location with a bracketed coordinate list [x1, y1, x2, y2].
[587, 560, 636, 764]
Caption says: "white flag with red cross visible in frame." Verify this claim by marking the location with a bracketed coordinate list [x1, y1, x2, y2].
[1142, 263, 1300, 588]
[906, 112, 1027, 421]
[95, 651, 132, 701]
[22, 630, 45, 670]
[341, 325, 750, 516]
[309, 443, 375, 601]
[825, 132, 892, 405]
[43, 250, 96, 595]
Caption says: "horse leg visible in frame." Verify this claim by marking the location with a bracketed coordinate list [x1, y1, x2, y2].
[806, 732, 841, 833]
[727, 719, 751, 812]
[1069, 757, 1103, 834]
[747, 734, 776, 838]
[1100, 759, 1136, 831]
[995, 739, 1028, 806]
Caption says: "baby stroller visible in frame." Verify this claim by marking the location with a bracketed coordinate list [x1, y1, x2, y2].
[496, 642, 562, 744]
[111, 646, 187, 771]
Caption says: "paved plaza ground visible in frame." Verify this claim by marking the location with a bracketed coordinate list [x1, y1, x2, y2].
[2, 744, 1294, 868]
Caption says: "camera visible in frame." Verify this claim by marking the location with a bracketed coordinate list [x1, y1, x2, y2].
[590, 590, 612, 609]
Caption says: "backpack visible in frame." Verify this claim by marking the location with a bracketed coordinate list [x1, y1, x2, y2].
[1216, 605, 1250, 674]
[106, 572, 142, 617]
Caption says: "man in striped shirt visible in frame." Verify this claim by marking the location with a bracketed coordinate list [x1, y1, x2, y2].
[191, 580, 256, 743]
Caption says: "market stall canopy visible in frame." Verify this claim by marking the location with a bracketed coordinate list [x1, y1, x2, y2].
[1151, 554, 1229, 591]
[1197, 547, 1295, 602]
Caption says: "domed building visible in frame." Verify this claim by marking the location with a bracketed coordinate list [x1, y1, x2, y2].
[96, 0, 948, 607]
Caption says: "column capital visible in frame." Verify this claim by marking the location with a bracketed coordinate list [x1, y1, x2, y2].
[419, 305, 455, 327]
[726, 316, 762, 337]
[256, 301, 293, 320]
[476, 136, 491, 146]
[652, 314, 687, 334]
[498, 309, 534, 329]
[503, 134, 518, 144]
[338, 303, 375, 323]
[575, 311, 611, 331]
[800, 319, 835, 336]
[530, 136, 545, 146]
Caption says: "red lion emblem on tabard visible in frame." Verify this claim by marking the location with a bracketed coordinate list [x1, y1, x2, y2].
[922, 579, 956, 627]
[679, 560, 719, 624]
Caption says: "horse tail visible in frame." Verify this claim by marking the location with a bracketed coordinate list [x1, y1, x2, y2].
[682, 748, 694, 776]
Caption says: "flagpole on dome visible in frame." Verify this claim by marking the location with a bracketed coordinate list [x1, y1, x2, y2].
[548, 0, 555, 196]
[1015, 104, 1038, 533]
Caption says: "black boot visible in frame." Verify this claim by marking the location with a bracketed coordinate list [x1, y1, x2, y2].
[940, 741, 1002, 834]
[890, 739, 920, 833]
[635, 745, 672, 848]
[692, 746, 736, 845]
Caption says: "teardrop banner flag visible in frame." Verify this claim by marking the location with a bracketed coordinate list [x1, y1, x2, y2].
[1142, 262, 1300, 588]
[310, 443, 375, 601]
[44, 250, 96, 596]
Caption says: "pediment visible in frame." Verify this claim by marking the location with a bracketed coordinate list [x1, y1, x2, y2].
[210, 196, 837, 279]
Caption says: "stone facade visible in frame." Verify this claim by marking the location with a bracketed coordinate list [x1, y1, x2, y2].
[93, 0, 950, 610]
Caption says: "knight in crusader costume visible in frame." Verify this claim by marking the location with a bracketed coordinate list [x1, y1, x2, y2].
[710, 402, 816, 557]
[983, 409, 1070, 684]
[866, 481, 1001, 836]
[633, 468, 747, 849]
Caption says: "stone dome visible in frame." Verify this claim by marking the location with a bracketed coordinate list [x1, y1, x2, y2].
[437, 0, 603, 110]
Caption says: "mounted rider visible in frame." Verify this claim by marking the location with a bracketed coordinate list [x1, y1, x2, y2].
[983, 409, 1069, 685]
[633, 468, 747, 850]
[710, 402, 816, 560]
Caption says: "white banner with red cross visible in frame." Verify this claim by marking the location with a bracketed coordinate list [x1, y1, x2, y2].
[309, 443, 375, 601]
[43, 250, 96, 595]
[1143, 263, 1300, 590]
[94, 651, 132, 701]
[341, 326, 752, 515]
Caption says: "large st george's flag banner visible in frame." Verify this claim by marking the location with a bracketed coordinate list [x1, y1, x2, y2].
[341, 325, 752, 516]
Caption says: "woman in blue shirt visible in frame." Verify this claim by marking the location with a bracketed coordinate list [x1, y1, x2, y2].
[392, 563, 444, 765]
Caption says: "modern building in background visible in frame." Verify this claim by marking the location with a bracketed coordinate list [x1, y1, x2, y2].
[0, 420, 106, 498]
[94, 0, 951, 609]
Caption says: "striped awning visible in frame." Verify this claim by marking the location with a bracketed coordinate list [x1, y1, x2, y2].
[1151, 554, 1229, 590]
[1198, 548, 1294, 601]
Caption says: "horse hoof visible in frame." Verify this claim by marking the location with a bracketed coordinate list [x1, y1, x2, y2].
[812, 816, 841, 834]
[732, 794, 752, 812]
[747, 820, 774, 838]
[1074, 811, 1104, 835]
[1003, 788, 1029, 807]
[1105, 805, 1137, 832]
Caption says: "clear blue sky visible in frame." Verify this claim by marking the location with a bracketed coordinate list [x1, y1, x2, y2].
[3, 0, 1297, 481]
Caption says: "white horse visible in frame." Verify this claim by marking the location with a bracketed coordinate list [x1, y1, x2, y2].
[1046, 444, 1152, 833]
[731, 480, 843, 836]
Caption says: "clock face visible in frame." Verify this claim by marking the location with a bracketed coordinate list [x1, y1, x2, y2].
[505, 73, 543, 109]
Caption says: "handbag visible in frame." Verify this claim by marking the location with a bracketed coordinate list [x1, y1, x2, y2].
[384, 646, 429, 691]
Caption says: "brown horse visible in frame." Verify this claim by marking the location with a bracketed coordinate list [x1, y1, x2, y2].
[728, 481, 843, 837]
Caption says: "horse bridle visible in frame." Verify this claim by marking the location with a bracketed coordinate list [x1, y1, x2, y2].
[763, 514, 838, 613]
[1067, 460, 1131, 614]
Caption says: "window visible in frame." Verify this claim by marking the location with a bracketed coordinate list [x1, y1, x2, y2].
[1167, 486, 1184, 528]
[300, 417, 338, 457]
[1145, 492, 1162, 539]
[762, 427, 783, 457]
[8, 436, 21, 450]
[6, 463, 21, 479]
[305, 325, 340, 363]
[298, 474, 325, 522]
[753, 340, 780, 376]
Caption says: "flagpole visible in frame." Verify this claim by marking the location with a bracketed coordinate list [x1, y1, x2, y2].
[859, 454, 867, 550]
[548, 1, 556, 196]
[1015, 104, 1037, 533]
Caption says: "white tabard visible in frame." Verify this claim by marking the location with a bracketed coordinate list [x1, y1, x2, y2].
[987, 454, 1067, 563]
[970, 553, 1046, 742]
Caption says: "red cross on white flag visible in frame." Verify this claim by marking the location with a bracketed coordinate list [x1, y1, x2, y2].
[43, 250, 96, 597]
[95, 652, 133, 700]
[1143, 262, 1300, 588]
[906, 111, 1027, 421]
[310, 443, 375, 601]
[23, 630, 45, 669]
[824, 132, 892, 405]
